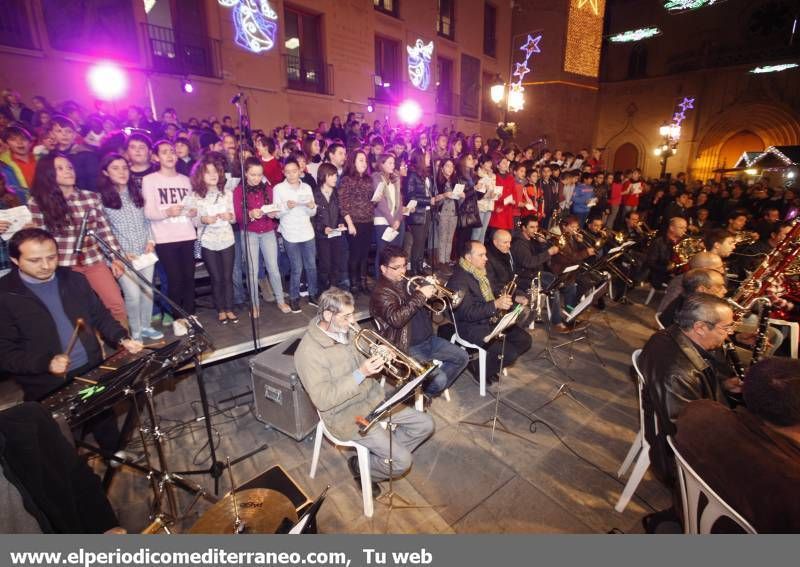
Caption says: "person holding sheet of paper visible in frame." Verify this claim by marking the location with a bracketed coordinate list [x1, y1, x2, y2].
[371, 153, 405, 278]
[488, 156, 516, 235]
[313, 162, 350, 293]
[434, 158, 460, 267]
[405, 148, 434, 276]
[472, 155, 497, 244]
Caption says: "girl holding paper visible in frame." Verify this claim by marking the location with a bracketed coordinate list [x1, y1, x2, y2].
[371, 153, 405, 278]
[192, 155, 237, 325]
[473, 154, 498, 243]
[339, 150, 375, 294]
[488, 156, 516, 234]
[435, 158, 460, 266]
[99, 153, 163, 341]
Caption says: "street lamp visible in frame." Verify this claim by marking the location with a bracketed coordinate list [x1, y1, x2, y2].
[655, 121, 679, 179]
[490, 75, 511, 125]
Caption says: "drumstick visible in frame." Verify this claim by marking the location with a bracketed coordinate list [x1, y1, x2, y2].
[64, 318, 85, 357]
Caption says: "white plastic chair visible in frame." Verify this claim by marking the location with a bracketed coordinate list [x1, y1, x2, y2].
[309, 412, 374, 517]
[614, 349, 652, 513]
[666, 437, 757, 534]
[448, 309, 488, 397]
[768, 318, 798, 359]
[654, 312, 665, 330]
[644, 286, 658, 305]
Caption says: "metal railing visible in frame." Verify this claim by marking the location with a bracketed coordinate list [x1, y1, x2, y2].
[284, 54, 334, 95]
[142, 23, 222, 78]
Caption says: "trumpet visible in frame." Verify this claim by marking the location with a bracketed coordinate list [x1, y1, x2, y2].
[533, 230, 566, 249]
[401, 274, 464, 314]
[349, 324, 434, 385]
[490, 275, 518, 324]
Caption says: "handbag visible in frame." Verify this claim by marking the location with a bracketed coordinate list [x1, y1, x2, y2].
[458, 209, 482, 229]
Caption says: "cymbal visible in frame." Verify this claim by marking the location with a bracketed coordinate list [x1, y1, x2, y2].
[188, 489, 299, 534]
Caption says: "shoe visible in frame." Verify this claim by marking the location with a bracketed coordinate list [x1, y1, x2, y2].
[552, 323, 572, 334]
[596, 298, 606, 311]
[347, 456, 381, 499]
[226, 312, 240, 324]
[569, 320, 589, 332]
[250, 308, 261, 319]
[110, 450, 133, 469]
[289, 299, 302, 313]
[140, 327, 164, 340]
[487, 373, 500, 385]
[308, 295, 319, 308]
[172, 319, 188, 337]
[161, 313, 174, 326]
[278, 303, 292, 314]
[218, 313, 229, 325]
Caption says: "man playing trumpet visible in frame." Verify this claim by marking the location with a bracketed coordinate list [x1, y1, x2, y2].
[370, 246, 468, 404]
[295, 287, 434, 498]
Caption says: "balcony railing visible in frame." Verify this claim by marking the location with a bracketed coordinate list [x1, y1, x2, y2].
[285, 54, 334, 95]
[142, 23, 222, 78]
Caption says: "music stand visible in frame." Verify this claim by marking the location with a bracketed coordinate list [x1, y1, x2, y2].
[360, 364, 440, 510]
[459, 305, 525, 443]
[289, 486, 330, 534]
[557, 281, 608, 368]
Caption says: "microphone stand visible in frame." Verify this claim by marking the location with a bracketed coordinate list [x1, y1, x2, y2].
[87, 230, 267, 494]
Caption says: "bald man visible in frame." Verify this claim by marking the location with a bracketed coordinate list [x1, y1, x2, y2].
[658, 251, 724, 312]
[486, 229, 530, 307]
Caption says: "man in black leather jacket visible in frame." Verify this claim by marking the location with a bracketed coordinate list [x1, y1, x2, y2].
[447, 240, 532, 384]
[639, 293, 739, 483]
[370, 246, 468, 399]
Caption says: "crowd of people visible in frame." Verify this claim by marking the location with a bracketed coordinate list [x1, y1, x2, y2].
[1, 87, 799, 533]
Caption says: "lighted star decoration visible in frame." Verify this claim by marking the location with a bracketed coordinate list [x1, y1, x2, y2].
[663, 0, 720, 13]
[578, 0, 600, 15]
[520, 33, 542, 58]
[506, 32, 543, 113]
[678, 97, 695, 112]
[608, 27, 661, 43]
[672, 111, 686, 124]
[218, 0, 278, 54]
[665, 96, 696, 141]
[513, 61, 530, 80]
[749, 63, 799, 74]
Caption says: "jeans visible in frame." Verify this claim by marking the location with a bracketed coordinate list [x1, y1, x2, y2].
[606, 205, 620, 230]
[232, 228, 246, 305]
[374, 223, 405, 279]
[118, 263, 155, 339]
[284, 238, 318, 301]
[201, 244, 235, 312]
[245, 230, 285, 306]
[154, 240, 196, 316]
[317, 235, 350, 291]
[471, 210, 492, 244]
[347, 222, 372, 286]
[409, 212, 430, 274]
[409, 336, 469, 396]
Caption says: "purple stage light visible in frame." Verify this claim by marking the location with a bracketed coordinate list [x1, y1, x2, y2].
[87, 62, 128, 100]
[397, 100, 422, 125]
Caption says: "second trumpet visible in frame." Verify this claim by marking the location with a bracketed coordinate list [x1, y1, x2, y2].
[401, 274, 464, 314]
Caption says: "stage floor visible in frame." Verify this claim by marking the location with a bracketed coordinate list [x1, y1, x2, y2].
[99, 287, 673, 534]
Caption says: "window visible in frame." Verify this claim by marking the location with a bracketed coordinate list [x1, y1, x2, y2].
[374, 36, 400, 102]
[437, 0, 455, 40]
[460, 54, 481, 118]
[483, 2, 497, 58]
[284, 6, 329, 94]
[42, 0, 138, 60]
[0, 0, 35, 49]
[143, 0, 219, 77]
[627, 45, 648, 79]
[481, 72, 500, 123]
[436, 57, 454, 114]
[374, 0, 399, 17]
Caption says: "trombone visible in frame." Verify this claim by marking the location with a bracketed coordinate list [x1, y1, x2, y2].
[401, 274, 464, 314]
[348, 324, 435, 385]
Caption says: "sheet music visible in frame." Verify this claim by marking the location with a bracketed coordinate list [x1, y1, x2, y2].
[0, 206, 32, 241]
[562, 264, 580, 274]
[484, 304, 523, 343]
[370, 363, 439, 416]
[565, 281, 608, 323]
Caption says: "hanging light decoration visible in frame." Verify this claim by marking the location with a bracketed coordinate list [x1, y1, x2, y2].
[663, 0, 723, 13]
[749, 63, 799, 74]
[608, 27, 661, 43]
[218, 0, 278, 54]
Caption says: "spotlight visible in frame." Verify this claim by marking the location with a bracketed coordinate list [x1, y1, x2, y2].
[182, 79, 194, 94]
[397, 100, 422, 125]
[367, 103, 374, 113]
[87, 61, 128, 101]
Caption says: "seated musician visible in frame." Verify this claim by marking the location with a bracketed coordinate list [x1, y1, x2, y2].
[447, 240, 532, 385]
[639, 293, 742, 483]
[675, 358, 800, 533]
[485, 229, 530, 309]
[0, 229, 142, 460]
[644, 216, 687, 290]
[369, 245, 468, 403]
[584, 215, 612, 259]
[657, 251, 723, 313]
[730, 221, 792, 277]
[510, 216, 584, 333]
[702, 228, 736, 261]
[617, 210, 651, 288]
[295, 288, 434, 498]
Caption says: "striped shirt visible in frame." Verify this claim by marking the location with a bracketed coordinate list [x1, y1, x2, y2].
[102, 188, 153, 256]
[28, 189, 121, 267]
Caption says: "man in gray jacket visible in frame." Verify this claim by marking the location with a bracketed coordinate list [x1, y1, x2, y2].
[295, 288, 435, 496]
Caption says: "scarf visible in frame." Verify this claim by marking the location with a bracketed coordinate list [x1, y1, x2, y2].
[459, 258, 495, 302]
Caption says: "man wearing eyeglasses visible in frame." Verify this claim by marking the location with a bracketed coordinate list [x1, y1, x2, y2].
[639, 293, 742, 484]
[370, 246, 468, 405]
[295, 287, 435, 498]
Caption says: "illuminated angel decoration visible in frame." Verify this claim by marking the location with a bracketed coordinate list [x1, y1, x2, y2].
[406, 39, 434, 91]
[218, 0, 278, 53]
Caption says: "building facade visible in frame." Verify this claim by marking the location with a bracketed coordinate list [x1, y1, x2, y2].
[0, 0, 512, 136]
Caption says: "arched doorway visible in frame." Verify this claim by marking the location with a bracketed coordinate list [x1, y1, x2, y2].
[614, 143, 639, 172]
[717, 131, 765, 169]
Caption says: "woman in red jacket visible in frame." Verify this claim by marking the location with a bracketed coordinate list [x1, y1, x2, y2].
[488, 156, 516, 233]
[606, 172, 624, 229]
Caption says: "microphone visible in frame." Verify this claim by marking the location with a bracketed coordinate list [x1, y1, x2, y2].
[73, 209, 91, 255]
[231, 92, 245, 104]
